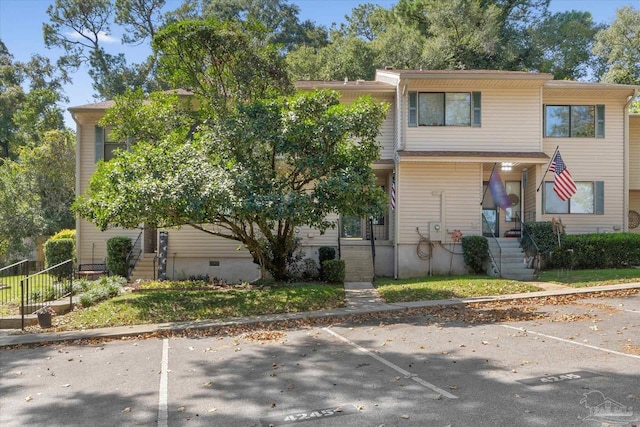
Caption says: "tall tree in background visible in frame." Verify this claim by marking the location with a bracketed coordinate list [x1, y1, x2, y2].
[43, 0, 328, 100]
[529, 11, 603, 80]
[592, 6, 640, 86]
[43, 0, 168, 99]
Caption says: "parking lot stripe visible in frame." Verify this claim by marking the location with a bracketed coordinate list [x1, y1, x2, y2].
[158, 338, 169, 427]
[322, 327, 458, 399]
[501, 325, 640, 360]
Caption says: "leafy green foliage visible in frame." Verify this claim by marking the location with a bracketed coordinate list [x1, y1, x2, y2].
[322, 259, 345, 283]
[51, 229, 76, 240]
[461, 236, 488, 274]
[593, 6, 640, 85]
[77, 275, 126, 307]
[153, 18, 293, 113]
[522, 221, 563, 254]
[44, 238, 74, 268]
[106, 237, 132, 277]
[551, 233, 640, 269]
[76, 89, 388, 280]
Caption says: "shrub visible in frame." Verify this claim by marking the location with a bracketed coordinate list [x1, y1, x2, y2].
[51, 229, 76, 241]
[78, 275, 126, 307]
[318, 246, 336, 264]
[322, 259, 345, 283]
[318, 246, 336, 280]
[43, 238, 74, 279]
[461, 236, 488, 274]
[552, 233, 640, 269]
[522, 222, 564, 254]
[106, 237, 132, 277]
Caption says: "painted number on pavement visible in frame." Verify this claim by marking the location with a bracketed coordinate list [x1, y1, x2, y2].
[519, 370, 600, 386]
[260, 406, 358, 426]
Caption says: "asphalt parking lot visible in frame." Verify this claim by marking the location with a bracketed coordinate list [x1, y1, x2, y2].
[1, 293, 638, 427]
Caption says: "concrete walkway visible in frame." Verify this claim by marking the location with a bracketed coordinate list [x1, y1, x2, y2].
[1, 281, 638, 348]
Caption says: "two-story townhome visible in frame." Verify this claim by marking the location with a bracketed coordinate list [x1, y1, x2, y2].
[70, 70, 639, 282]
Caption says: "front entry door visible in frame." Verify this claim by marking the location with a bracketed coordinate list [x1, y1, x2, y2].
[482, 208, 499, 237]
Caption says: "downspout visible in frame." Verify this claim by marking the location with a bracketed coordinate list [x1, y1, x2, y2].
[623, 89, 638, 231]
[395, 80, 407, 279]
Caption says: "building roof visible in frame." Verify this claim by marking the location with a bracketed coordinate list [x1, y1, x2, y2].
[377, 69, 554, 81]
[294, 80, 395, 92]
[68, 89, 194, 112]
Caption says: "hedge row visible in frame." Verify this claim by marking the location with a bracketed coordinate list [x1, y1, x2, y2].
[550, 233, 640, 269]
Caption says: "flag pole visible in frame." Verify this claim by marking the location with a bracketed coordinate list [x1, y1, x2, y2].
[536, 145, 559, 192]
[481, 163, 497, 204]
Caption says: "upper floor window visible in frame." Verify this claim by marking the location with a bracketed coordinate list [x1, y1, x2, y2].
[544, 105, 605, 138]
[95, 126, 128, 162]
[409, 91, 481, 127]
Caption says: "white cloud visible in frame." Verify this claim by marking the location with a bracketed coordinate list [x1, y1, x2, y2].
[66, 30, 119, 43]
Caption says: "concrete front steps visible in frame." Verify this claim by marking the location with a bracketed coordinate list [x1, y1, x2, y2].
[341, 245, 374, 282]
[488, 237, 536, 281]
[129, 254, 156, 282]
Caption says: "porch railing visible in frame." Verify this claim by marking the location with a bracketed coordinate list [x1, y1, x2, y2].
[520, 221, 541, 271]
[368, 217, 376, 277]
[481, 213, 502, 277]
[20, 259, 74, 329]
[125, 230, 143, 279]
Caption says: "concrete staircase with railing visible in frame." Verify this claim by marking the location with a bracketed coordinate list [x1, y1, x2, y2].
[341, 246, 375, 282]
[487, 237, 536, 281]
[128, 254, 156, 282]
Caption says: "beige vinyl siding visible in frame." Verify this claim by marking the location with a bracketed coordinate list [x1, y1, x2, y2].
[77, 219, 140, 264]
[404, 86, 542, 152]
[397, 162, 481, 243]
[339, 92, 395, 160]
[162, 227, 252, 259]
[630, 116, 640, 190]
[298, 214, 340, 247]
[78, 116, 103, 194]
[541, 96, 627, 233]
[523, 167, 538, 222]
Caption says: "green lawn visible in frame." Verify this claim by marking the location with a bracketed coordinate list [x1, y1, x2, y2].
[538, 268, 640, 288]
[375, 275, 541, 303]
[52, 282, 345, 330]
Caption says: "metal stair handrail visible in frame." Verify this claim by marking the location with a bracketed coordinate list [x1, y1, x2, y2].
[481, 213, 502, 277]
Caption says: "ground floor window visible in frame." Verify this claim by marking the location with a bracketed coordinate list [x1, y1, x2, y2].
[544, 181, 604, 214]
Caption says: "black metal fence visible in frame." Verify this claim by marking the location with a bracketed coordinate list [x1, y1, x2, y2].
[0, 260, 30, 318]
[20, 260, 74, 328]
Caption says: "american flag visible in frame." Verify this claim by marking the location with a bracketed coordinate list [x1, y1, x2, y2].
[549, 151, 576, 201]
[390, 174, 396, 210]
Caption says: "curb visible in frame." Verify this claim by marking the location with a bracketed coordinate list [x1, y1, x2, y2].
[1, 282, 638, 349]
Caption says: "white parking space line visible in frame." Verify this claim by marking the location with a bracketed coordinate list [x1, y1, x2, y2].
[501, 325, 640, 360]
[158, 338, 169, 427]
[322, 327, 458, 399]
[623, 309, 640, 314]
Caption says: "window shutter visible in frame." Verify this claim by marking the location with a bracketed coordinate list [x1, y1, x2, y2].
[595, 181, 605, 215]
[596, 104, 605, 138]
[408, 92, 417, 127]
[472, 92, 481, 127]
[95, 126, 104, 162]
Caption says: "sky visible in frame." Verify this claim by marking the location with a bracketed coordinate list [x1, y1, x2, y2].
[0, 0, 638, 127]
